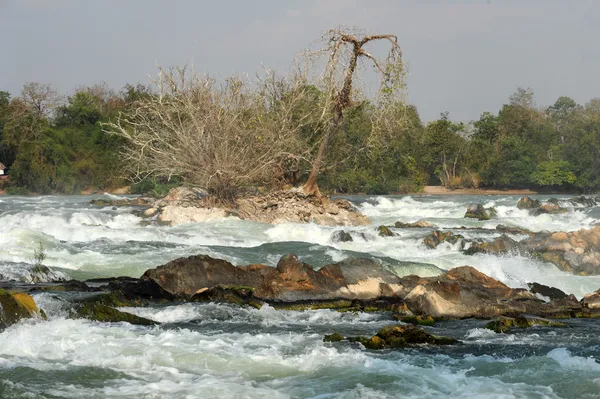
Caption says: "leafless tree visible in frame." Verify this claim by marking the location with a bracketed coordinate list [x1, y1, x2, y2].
[301, 28, 406, 197]
[104, 67, 315, 201]
[21, 82, 62, 119]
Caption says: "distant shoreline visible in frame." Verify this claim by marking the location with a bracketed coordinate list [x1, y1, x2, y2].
[418, 186, 538, 196]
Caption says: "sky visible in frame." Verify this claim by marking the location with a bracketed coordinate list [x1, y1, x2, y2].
[1, 0, 599, 122]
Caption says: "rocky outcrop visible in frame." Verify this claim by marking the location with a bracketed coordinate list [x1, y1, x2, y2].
[106, 253, 600, 319]
[528, 282, 568, 300]
[521, 227, 600, 275]
[464, 204, 493, 220]
[152, 187, 370, 226]
[463, 235, 522, 256]
[423, 231, 464, 249]
[0, 290, 44, 330]
[485, 315, 567, 333]
[394, 220, 437, 229]
[582, 289, 600, 309]
[517, 196, 541, 210]
[325, 324, 458, 349]
[377, 225, 395, 237]
[530, 203, 568, 217]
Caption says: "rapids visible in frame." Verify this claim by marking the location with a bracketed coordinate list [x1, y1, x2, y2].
[1, 194, 600, 398]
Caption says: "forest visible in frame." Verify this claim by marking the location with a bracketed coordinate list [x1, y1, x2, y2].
[1, 80, 599, 196]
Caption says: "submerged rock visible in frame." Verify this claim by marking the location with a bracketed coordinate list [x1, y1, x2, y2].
[342, 324, 458, 349]
[485, 315, 567, 333]
[72, 301, 157, 326]
[0, 290, 44, 330]
[530, 203, 568, 217]
[423, 231, 464, 249]
[495, 224, 534, 236]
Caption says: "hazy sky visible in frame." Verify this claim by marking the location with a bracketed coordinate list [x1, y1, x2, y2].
[2, 0, 599, 121]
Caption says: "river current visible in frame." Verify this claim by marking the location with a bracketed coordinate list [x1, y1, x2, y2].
[1, 194, 599, 398]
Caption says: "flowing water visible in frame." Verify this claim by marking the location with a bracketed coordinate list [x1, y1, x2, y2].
[1, 194, 600, 398]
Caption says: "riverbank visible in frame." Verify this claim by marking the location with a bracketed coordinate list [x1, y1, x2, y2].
[421, 186, 538, 195]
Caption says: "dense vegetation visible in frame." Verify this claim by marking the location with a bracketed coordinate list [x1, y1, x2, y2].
[1, 82, 599, 195]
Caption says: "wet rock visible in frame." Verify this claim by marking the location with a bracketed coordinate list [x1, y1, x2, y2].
[530, 203, 568, 217]
[344, 325, 458, 349]
[569, 196, 597, 207]
[71, 302, 158, 326]
[89, 197, 153, 207]
[485, 315, 567, 333]
[394, 220, 436, 229]
[377, 225, 395, 237]
[464, 204, 490, 220]
[521, 227, 600, 275]
[331, 230, 353, 243]
[463, 235, 522, 256]
[140, 254, 405, 304]
[0, 290, 44, 330]
[517, 196, 541, 210]
[423, 231, 464, 249]
[495, 224, 535, 236]
[527, 282, 568, 301]
[582, 289, 600, 309]
[323, 333, 345, 342]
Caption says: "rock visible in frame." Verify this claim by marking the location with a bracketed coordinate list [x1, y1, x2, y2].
[323, 332, 345, 342]
[485, 315, 567, 333]
[517, 196, 541, 210]
[569, 196, 597, 207]
[582, 289, 600, 309]
[72, 302, 158, 326]
[89, 197, 153, 208]
[530, 203, 568, 217]
[528, 282, 568, 300]
[344, 325, 458, 349]
[495, 224, 534, 236]
[394, 220, 436, 229]
[463, 235, 522, 256]
[139, 254, 405, 304]
[331, 230, 353, 243]
[0, 290, 44, 330]
[157, 205, 228, 226]
[144, 207, 158, 217]
[155, 189, 370, 226]
[464, 204, 490, 220]
[423, 230, 464, 249]
[377, 225, 395, 237]
[521, 227, 600, 275]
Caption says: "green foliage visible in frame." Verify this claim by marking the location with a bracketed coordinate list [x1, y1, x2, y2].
[531, 161, 576, 187]
[31, 242, 46, 268]
[131, 176, 183, 197]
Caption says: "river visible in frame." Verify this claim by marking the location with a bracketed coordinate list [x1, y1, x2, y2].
[0, 194, 599, 398]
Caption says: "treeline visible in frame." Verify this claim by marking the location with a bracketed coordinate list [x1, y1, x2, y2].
[0, 83, 152, 194]
[1, 82, 599, 195]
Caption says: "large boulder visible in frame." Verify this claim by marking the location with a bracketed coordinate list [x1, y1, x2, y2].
[0, 290, 44, 330]
[582, 289, 600, 309]
[463, 235, 522, 256]
[400, 266, 576, 319]
[530, 203, 568, 217]
[521, 227, 600, 275]
[464, 204, 491, 220]
[423, 231, 464, 249]
[528, 282, 568, 300]
[139, 254, 405, 303]
[517, 196, 541, 210]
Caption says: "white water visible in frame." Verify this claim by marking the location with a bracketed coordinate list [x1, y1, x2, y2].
[2, 194, 600, 398]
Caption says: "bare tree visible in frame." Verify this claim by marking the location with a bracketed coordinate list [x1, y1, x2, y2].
[21, 82, 62, 119]
[104, 67, 315, 202]
[301, 28, 405, 197]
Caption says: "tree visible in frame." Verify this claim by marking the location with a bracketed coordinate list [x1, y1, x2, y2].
[301, 29, 406, 197]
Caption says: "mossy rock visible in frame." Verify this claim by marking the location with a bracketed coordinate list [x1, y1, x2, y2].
[0, 290, 43, 329]
[485, 315, 567, 333]
[331, 230, 353, 243]
[377, 225, 395, 237]
[191, 286, 263, 309]
[345, 324, 458, 350]
[72, 302, 158, 326]
[323, 332, 345, 342]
